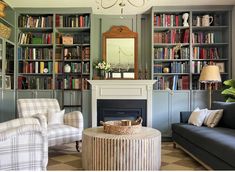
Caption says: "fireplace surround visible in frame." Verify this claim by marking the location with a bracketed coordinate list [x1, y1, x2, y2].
[88, 80, 155, 127]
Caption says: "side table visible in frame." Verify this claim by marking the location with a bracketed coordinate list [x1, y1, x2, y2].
[82, 127, 161, 170]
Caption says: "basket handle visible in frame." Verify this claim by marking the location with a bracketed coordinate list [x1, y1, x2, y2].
[135, 116, 143, 125]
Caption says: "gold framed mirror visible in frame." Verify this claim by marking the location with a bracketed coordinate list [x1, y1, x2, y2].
[102, 26, 138, 79]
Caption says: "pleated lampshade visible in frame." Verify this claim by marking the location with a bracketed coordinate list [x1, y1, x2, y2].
[199, 65, 221, 83]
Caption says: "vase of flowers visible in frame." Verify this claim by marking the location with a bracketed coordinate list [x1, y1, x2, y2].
[94, 61, 111, 79]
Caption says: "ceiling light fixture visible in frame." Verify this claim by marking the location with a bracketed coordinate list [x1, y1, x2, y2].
[96, 0, 148, 14]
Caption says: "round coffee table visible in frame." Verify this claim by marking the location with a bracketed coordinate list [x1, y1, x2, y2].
[82, 127, 161, 171]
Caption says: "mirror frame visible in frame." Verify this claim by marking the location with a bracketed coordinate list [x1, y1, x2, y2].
[102, 26, 138, 79]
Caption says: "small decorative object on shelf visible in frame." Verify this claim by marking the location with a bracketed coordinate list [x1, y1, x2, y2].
[64, 64, 71, 73]
[94, 60, 111, 79]
[182, 13, 189, 27]
[100, 117, 143, 135]
[202, 14, 213, 26]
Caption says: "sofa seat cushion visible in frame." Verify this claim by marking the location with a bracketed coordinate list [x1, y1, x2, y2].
[48, 124, 82, 147]
[172, 123, 235, 167]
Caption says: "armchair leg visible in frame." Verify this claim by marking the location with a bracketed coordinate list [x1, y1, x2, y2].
[76, 140, 82, 152]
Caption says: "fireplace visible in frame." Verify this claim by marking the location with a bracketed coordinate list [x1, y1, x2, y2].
[88, 80, 155, 127]
[97, 99, 147, 126]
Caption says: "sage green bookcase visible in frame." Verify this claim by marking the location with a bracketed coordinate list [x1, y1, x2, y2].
[15, 8, 92, 115]
[0, 4, 16, 122]
[149, 6, 232, 137]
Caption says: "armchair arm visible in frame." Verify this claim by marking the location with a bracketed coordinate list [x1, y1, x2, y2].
[180, 111, 192, 123]
[0, 117, 40, 132]
[32, 113, 47, 130]
[0, 123, 48, 170]
[64, 111, 84, 129]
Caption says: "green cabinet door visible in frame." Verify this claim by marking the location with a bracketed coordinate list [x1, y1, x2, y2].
[1, 90, 15, 122]
[152, 90, 170, 137]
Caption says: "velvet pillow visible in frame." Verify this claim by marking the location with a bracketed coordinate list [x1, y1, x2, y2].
[47, 109, 65, 125]
[204, 109, 223, 128]
[188, 107, 208, 127]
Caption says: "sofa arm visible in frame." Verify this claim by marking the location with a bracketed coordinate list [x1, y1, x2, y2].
[180, 111, 192, 123]
[64, 111, 84, 129]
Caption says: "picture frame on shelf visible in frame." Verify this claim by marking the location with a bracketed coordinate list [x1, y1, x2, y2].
[215, 62, 225, 73]
[5, 75, 11, 89]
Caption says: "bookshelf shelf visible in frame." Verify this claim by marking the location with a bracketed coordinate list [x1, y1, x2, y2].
[192, 26, 229, 31]
[154, 73, 190, 75]
[56, 27, 90, 32]
[154, 59, 190, 62]
[154, 43, 190, 47]
[18, 59, 53, 62]
[18, 27, 53, 32]
[192, 59, 228, 61]
[154, 26, 189, 31]
[0, 17, 15, 28]
[18, 44, 53, 47]
[192, 43, 228, 46]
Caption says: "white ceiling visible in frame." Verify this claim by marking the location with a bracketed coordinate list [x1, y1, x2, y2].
[4, 0, 235, 15]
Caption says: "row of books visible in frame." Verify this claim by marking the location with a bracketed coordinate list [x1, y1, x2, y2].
[56, 33, 90, 44]
[55, 77, 89, 90]
[154, 75, 189, 90]
[192, 32, 217, 44]
[154, 47, 189, 59]
[192, 79, 221, 90]
[154, 62, 189, 73]
[192, 47, 220, 59]
[63, 46, 90, 60]
[18, 33, 53, 44]
[56, 14, 90, 28]
[154, 14, 184, 27]
[18, 47, 53, 60]
[154, 29, 189, 43]
[18, 15, 53, 28]
[19, 61, 53, 74]
[191, 61, 211, 74]
[18, 76, 53, 89]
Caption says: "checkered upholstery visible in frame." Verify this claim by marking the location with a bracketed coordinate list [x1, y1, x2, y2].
[0, 117, 48, 170]
[17, 99, 83, 147]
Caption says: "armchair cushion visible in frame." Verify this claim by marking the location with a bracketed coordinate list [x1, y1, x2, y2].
[48, 109, 65, 125]
[48, 124, 82, 147]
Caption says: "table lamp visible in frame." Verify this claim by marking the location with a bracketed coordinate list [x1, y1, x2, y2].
[199, 65, 221, 109]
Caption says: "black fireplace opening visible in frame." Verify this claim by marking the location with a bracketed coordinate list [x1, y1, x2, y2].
[97, 99, 147, 126]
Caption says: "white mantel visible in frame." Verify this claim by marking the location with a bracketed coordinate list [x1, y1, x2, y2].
[88, 80, 156, 127]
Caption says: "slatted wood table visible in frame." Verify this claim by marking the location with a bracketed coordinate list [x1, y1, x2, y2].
[82, 127, 161, 171]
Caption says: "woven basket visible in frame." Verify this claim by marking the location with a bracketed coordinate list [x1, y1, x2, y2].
[0, 23, 11, 39]
[100, 117, 143, 135]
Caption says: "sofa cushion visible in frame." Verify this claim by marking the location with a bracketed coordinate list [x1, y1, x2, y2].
[48, 124, 82, 147]
[172, 123, 235, 167]
[212, 101, 235, 129]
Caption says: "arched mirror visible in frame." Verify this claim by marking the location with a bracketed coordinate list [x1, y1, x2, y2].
[103, 26, 138, 79]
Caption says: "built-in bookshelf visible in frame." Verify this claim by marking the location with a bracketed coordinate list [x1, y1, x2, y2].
[17, 14, 53, 89]
[191, 11, 230, 90]
[153, 11, 190, 90]
[55, 13, 90, 91]
[151, 9, 231, 91]
[17, 13, 91, 90]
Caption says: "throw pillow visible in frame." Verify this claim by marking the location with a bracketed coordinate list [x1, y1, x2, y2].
[188, 108, 208, 127]
[204, 109, 223, 128]
[47, 109, 65, 125]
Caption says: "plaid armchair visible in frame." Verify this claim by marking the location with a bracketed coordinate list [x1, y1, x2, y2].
[0, 116, 48, 170]
[17, 99, 83, 151]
